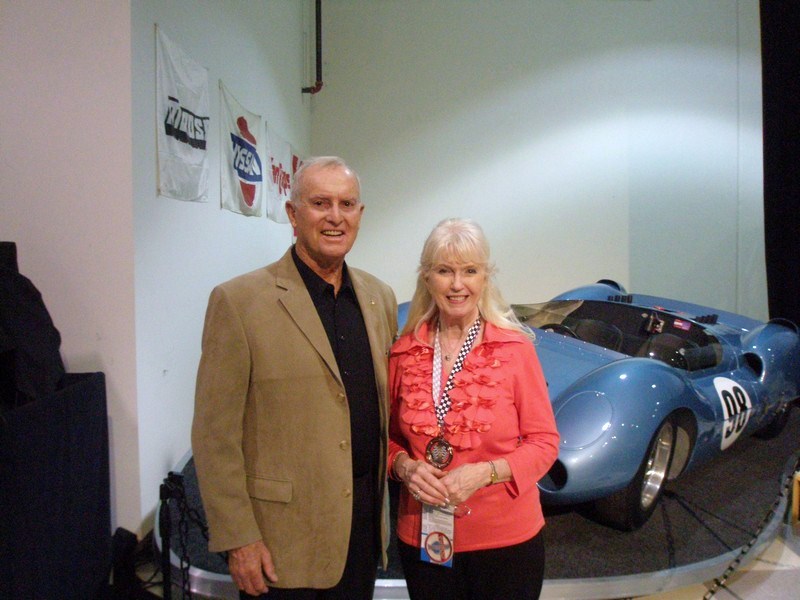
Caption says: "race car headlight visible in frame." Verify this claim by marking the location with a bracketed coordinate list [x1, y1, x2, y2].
[555, 391, 613, 449]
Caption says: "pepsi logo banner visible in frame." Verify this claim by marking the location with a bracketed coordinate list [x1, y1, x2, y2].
[265, 124, 300, 224]
[220, 81, 264, 217]
[156, 26, 210, 202]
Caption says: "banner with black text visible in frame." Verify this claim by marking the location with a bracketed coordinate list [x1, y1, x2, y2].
[156, 26, 210, 202]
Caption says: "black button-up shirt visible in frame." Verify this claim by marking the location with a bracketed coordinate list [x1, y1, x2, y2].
[292, 247, 380, 478]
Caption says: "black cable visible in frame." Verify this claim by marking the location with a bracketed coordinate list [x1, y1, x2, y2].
[662, 490, 739, 552]
[665, 491, 752, 537]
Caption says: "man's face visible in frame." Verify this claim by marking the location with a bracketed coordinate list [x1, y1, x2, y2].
[286, 164, 364, 271]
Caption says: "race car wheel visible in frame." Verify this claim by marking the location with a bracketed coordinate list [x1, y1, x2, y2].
[754, 402, 792, 439]
[591, 417, 676, 531]
[541, 323, 578, 338]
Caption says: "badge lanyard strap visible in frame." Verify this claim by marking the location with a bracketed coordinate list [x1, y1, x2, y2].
[432, 316, 482, 431]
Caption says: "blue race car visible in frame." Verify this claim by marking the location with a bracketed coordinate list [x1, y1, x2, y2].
[511, 280, 800, 530]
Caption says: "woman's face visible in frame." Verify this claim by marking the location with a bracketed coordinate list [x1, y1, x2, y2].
[425, 259, 486, 326]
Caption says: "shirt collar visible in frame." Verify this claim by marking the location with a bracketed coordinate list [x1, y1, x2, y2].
[291, 245, 354, 298]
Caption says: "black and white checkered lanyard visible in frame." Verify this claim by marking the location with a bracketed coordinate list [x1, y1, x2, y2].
[432, 316, 482, 429]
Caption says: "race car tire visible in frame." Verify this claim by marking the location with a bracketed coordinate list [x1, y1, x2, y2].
[591, 417, 676, 531]
[754, 402, 792, 439]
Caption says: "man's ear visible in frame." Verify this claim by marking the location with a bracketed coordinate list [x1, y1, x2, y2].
[285, 201, 297, 226]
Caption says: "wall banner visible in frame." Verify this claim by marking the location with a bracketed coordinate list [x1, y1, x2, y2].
[220, 81, 264, 217]
[265, 124, 300, 224]
[156, 25, 210, 202]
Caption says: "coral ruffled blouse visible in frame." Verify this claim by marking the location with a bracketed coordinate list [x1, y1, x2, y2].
[388, 320, 560, 552]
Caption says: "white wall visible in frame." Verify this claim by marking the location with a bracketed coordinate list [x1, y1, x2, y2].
[1, 0, 766, 537]
[131, 0, 311, 530]
[312, 0, 767, 319]
[1, 0, 311, 534]
[0, 1, 138, 529]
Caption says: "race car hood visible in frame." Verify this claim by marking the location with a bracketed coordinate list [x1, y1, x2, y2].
[533, 331, 621, 405]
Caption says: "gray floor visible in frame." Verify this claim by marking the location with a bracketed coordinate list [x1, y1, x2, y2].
[639, 530, 800, 600]
[154, 414, 800, 600]
[147, 522, 800, 600]
[369, 525, 800, 600]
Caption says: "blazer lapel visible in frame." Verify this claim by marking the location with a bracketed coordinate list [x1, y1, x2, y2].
[352, 277, 386, 375]
[274, 250, 342, 385]
[350, 269, 390, 413]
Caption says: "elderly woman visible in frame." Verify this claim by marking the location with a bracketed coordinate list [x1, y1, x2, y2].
[388, 218, 559, 599]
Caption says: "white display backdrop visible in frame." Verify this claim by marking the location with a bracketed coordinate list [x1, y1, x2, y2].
[312, 0, 766, 320]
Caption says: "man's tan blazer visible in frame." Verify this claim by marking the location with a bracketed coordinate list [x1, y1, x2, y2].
[191, 248, 397, 589]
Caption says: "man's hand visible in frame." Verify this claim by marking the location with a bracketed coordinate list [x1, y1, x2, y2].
[228, 540, 278, 596]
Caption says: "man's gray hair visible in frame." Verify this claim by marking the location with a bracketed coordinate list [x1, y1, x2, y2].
[290, 156, 362, 204]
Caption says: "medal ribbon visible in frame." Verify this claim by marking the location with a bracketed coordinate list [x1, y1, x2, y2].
[432, 316, 482, 431]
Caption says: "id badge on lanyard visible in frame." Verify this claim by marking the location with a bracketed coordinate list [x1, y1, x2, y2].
[420, 504, 455, 567]
[419, 317, 481, 568]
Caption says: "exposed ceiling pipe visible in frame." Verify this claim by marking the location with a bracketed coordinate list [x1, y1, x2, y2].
[302, 0, 323, 94]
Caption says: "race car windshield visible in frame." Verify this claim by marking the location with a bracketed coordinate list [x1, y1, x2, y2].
[513, 300, 722, 371]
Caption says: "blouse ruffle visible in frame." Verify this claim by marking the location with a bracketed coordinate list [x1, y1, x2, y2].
[392, 333, 518, 451]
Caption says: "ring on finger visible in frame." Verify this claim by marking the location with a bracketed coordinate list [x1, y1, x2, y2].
[412, 489, 421, 501]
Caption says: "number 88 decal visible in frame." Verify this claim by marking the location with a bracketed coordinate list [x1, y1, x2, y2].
[713, 377, 752, 450]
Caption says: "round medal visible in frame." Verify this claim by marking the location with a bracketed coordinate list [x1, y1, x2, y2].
[425, 436, 454, 468]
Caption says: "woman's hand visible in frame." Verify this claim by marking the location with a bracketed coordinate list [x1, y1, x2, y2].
[438, 462, 493, 505]
[395, 454, 450, 506]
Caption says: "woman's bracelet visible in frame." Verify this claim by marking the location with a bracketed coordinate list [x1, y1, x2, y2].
[488, 460, 499, 485]
[391, 451, 409, 481]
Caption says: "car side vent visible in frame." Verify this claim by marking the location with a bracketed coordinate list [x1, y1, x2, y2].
[742, 352, 764, 378]
[608, 294, 633, 304]
[695, 314, 719, 324]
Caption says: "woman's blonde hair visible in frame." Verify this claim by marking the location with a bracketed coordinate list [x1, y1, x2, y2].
[402, 218, 532, 339]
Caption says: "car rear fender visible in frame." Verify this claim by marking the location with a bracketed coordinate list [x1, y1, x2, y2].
[740, 319, 800, 401]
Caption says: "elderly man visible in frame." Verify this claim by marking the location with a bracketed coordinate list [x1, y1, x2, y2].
[192, 156, 397, 599]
